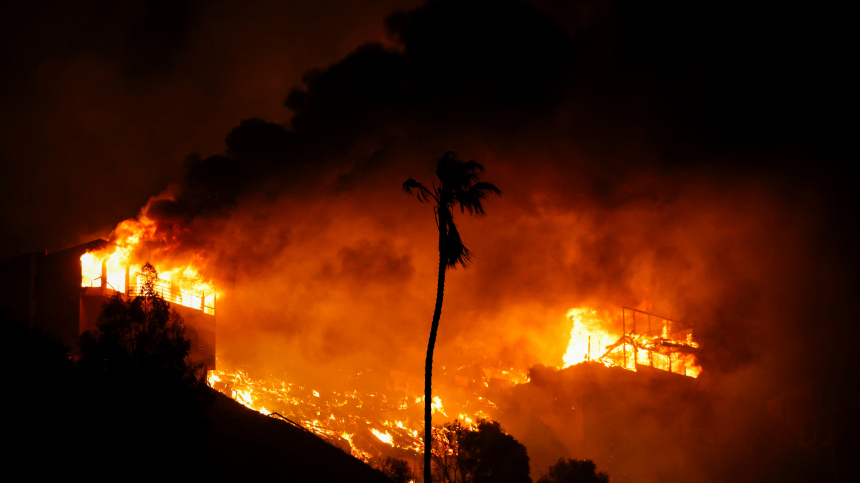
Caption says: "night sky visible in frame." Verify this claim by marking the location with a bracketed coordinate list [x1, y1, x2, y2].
[1, 0, 856, 478]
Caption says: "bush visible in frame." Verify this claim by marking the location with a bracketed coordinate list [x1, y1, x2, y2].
[537, 458, 609, 483]
[432, 419, 530, 483]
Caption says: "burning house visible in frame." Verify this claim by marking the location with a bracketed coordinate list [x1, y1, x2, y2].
[0, 237, 216, 369]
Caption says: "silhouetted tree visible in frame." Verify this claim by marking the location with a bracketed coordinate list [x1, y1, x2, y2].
[79, 262, 200, 383]
[403, 152, 501, 482]
[378, 456, 415, 483]
[432, 419, 530, 483]
[432, 419, 472, 482]
[537, 458, 609, 483]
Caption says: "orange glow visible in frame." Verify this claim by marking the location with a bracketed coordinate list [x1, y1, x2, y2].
[206, 360, 512, 460]
[562, 307, 701, 378]
[371, 428, 394, 445]
[79, 217, 218, 314]
[562, 308, 620, 367]
[205, 302, 701, 464]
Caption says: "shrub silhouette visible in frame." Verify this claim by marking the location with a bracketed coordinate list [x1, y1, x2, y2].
[432, 419, 530, 483]
[377, 456, 415, 483]
[537, 458, 609, 483]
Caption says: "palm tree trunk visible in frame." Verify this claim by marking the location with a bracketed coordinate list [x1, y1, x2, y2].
[424, 230, 447, 483]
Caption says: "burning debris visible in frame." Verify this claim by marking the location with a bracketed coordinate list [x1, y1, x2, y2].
[204, 304, 702, 469]
[205, 359, 508, 463]
[563, 307, 701, 378]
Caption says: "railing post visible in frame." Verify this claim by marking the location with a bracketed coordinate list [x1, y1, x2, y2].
[623, 308, 626, 367]
[101, 259, 107, 296]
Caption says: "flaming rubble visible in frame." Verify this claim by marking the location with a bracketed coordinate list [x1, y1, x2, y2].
[562, 307, 701, 378]
[206, 359, 506, 462]
[205, 305, 700, 464]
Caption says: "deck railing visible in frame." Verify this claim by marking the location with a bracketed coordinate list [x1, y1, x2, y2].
[127, 278, 215, 316]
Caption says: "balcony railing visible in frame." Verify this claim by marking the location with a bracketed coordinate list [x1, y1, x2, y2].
[128, 278, 215, 316]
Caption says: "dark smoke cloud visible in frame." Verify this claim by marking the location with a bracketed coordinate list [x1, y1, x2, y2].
[21, 0, 848, 388]
[0, 0, 421, 259]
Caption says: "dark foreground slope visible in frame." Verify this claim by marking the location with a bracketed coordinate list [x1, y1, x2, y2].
[201, 391, 390, 482]
[1, 316, 389, 482]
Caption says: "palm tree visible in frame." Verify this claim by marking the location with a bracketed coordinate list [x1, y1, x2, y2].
[403, 151, 501, 482]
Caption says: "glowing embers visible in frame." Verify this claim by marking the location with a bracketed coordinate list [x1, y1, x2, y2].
[80, 219, 152, 293]
[563, 306, 702, 378]
[206, 361, 498, 462]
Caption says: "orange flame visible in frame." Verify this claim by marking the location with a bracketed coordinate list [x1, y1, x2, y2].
[562, 307, 701, 378]
[79, 217, 218, 313]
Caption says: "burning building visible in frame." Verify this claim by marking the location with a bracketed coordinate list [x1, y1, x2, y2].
[0, 237, 216, 369]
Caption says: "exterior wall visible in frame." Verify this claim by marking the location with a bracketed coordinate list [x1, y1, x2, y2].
[173, 304, 216, 370]
[79, 288, 115, 334]
[36, 241, 106, 348]
[0, 252, 39, 324]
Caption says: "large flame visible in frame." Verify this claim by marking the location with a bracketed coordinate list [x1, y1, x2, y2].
[562, 307, 701, 377]
[562, 308, 620, 367]
[79, 217, 217, 314]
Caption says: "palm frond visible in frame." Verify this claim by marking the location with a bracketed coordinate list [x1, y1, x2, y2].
[441, 216, 472, 269]
[455, 181, 502, 215]
[403, 151, 500, 268]
[470, 181, 502, 197]
[403, 178, 435, 203]
[436, 153, 485, 191]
